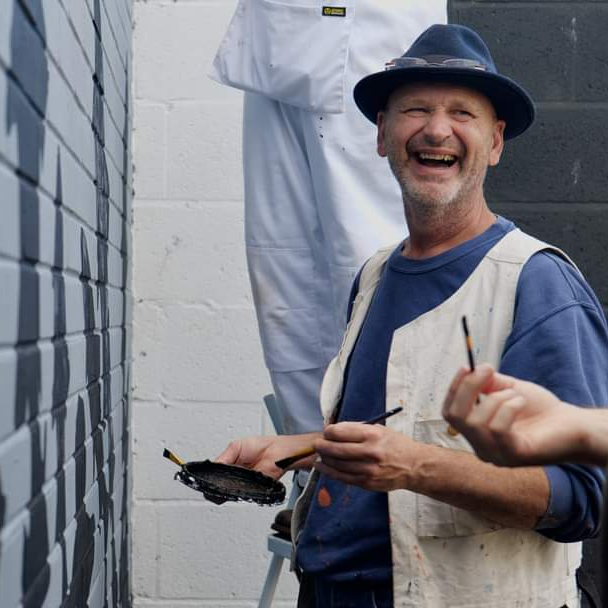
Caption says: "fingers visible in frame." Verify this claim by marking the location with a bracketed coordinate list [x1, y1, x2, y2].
[323, 421, 375, 443]
[442, 364, 494, 423]
[465, 389, 522, 428]
[487, 394, 526, 432]
[442, 366, 469, 417]
[215, 440, 242, 465]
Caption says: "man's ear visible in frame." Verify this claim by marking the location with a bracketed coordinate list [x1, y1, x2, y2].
[488, 120, 506, 167]
[377, 112, 388, 157]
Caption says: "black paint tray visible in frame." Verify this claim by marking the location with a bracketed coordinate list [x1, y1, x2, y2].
[171, 457, 286, 506]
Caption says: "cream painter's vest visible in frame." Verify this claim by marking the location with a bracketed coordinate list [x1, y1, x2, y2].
[293, 229, 582, 607]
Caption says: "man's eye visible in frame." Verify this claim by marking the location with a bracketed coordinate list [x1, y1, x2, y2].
[404, 107, 427, 116]
[453, 109, 473, 119]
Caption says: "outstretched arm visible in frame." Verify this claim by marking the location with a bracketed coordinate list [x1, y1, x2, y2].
[442, 364, 608, 467]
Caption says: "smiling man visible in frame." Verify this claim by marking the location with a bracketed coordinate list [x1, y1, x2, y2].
[217, 24, 608, 607]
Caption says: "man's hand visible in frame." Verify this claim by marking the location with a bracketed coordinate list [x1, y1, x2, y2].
[442, 363, 608, 466]
[312, 412, 550, 528]
[312, 422, 430, 492]
[216, 432, 322, 479]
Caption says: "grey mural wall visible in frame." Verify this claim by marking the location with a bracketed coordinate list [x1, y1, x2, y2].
[0, 1, 132, 607]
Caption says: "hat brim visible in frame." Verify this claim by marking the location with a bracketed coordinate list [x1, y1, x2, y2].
[353, 67, 535, 140]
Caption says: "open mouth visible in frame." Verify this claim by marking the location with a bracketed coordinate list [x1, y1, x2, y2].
[416, 152, 457, 168]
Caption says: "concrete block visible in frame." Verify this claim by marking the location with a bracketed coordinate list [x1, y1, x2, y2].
[167, 101, 243, 201]
[108, 201, 125, 256]
[63, 0, 96, 71]
[131, 301, 163, 400]
[52, 143, 98, 232]
[132, 400, 262, 500]
[133, 1, 241, 103]
[493, 203, 608, 306]
[43, 0, 94, 123]
[157, 502, 282, 599]
[0, 1, 49, 115]
[574, 6, 608, 101]
[1, 68, 43, 185]
[0, 349, 17, 441]
[159, 305, 271, 403]
[132, 103, 166, 199]
[0, 163, 19, 261]
[39, 541, 67, 608]
[132, 202, 250, 305]
[0, 511, 27, 608]
[46, 58, 96, 179]
[487, 106, 608, 204]
[131, 502, 158, 598]
[0, 423, 33, 522]
[0, 259, 20, 345]
[451, 3, 576, 101]
[37, 266, 55, 341]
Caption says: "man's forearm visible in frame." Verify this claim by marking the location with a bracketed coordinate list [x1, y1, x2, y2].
[408, 445, 550, 529]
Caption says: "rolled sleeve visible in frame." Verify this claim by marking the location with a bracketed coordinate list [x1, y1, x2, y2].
[537, 464, 605, 541]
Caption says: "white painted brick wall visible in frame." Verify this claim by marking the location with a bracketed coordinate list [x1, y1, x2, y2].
[132, 1, 299, 605]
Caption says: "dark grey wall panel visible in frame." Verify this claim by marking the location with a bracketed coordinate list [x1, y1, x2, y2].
[0, 1, 132, 607]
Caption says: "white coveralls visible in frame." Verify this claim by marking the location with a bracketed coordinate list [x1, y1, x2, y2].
[210, 1, 447, 433]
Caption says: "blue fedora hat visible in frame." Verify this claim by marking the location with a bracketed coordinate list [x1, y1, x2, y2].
[354, 24, 535, 140]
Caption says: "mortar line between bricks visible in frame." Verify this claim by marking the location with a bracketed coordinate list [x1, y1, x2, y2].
[451, 1, 607, 7]
[132, 198, 243, 207]
[537, 102, 608, 110]
[134, 498, 275, 507]
[492, 202, 608, 208]
[133, 398, 267, 408]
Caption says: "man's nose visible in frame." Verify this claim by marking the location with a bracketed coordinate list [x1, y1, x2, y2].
[423, 111, 452, 144]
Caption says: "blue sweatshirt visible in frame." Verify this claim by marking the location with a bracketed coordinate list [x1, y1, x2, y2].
[296, 216, 608, 584]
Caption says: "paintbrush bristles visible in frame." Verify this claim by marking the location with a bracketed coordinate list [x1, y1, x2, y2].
[163, 448, 185, 467]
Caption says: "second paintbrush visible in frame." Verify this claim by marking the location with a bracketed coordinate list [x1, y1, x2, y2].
[274, 406, 404, 469]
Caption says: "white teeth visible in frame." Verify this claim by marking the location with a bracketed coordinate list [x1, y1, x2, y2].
[419, 152, 456, 162]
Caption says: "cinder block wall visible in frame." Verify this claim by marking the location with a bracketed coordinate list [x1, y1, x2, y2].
[131, 1, 299, 606]
[0, 1, 132, 607]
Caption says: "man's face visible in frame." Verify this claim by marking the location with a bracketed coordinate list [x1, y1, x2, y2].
[376, 82, 505, 213]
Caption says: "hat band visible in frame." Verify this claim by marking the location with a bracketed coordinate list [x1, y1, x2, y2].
[384, 56, 487, 72]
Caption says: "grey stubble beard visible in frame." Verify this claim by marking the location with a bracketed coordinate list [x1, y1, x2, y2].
[387, 151, 488, 230]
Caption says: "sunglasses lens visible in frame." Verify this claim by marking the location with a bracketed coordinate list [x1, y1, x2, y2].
[385, 57, 486, 71]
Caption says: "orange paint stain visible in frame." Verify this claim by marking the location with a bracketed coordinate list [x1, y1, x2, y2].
[413, 544, 428, 577]
[317, 486, 332, 508]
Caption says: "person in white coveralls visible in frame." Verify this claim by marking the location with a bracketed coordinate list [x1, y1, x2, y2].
[210, 1, 447, 434]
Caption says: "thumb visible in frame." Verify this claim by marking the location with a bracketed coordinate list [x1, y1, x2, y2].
[215, 440, 242, 465]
